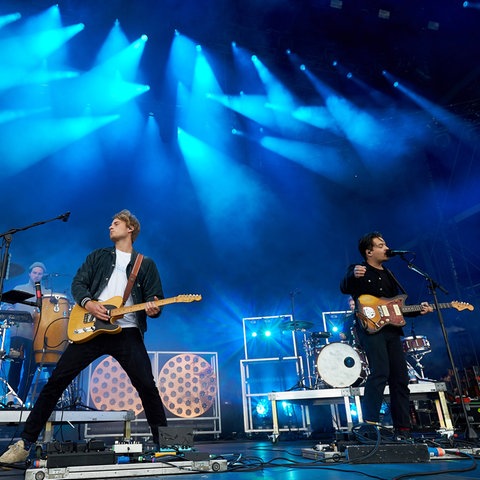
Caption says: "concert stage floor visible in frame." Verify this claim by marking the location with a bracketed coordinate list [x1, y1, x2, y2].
[0, 430, 479, 479]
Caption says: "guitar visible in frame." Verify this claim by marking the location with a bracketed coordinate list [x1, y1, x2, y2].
[68, 294, 202, 343]
[356, 294, 474, 334]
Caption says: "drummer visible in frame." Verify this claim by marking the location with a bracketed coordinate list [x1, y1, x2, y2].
[7, 261, 51, 405]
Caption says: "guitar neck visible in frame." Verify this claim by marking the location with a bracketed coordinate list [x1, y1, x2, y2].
[111, 297, 179, 317]
[401, 302, 450, 314]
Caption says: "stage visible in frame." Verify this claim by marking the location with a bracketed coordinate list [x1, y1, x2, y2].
[0, 436, 479, 480]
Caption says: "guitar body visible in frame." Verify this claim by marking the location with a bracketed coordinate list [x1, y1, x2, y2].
[68, 296, 124, 344]
[356, 294, 407, 334]
[68, 293, 202, 344]
[356, 294, 474, 334]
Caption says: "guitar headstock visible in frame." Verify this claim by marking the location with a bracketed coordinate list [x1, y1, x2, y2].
[176, 294, 202, 303]
[451, 301, 474, 312]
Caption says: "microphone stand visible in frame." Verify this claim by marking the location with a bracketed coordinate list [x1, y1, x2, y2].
[404, 257, 477, 441]
[0, 212, 70, 303]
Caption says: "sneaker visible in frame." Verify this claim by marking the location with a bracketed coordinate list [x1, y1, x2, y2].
[0, 439, 30, 464]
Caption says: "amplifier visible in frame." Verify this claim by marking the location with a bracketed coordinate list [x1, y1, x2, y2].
[346, 443, 430, 463]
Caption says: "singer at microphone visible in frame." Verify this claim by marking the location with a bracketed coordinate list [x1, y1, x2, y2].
[386, 249, 414, 258]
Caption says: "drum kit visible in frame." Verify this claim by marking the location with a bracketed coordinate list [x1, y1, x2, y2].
[284, 320, 433, 390]
[0, 270, 72, 406]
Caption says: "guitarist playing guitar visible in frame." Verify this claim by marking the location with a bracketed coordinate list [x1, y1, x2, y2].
[340, 231, 433, 442]
[0, 209, 191, 465]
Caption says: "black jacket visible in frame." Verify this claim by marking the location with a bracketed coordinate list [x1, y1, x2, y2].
[71, 247, 164, 334]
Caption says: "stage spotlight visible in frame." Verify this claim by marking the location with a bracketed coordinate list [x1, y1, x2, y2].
[141, 34, 148, 42]
[251, 331, 258, 338]
[281, 401, 294, 417]
[231, 41, 237, 48]
[378, 9, 390, 20]
[300, 64, 306, 71]
[196, 44, 202, 52]
[255, 398, 270, 417]
[393, 81, 399, 88]
[264, 330, 272, 337]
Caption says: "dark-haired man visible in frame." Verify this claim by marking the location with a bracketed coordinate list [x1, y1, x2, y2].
[340, 231, 432, 438]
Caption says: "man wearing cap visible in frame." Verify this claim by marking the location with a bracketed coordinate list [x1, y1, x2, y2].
[7, 262, 49, 404]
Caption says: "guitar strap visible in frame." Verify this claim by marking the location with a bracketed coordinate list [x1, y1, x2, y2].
[122, 253, 144, 306]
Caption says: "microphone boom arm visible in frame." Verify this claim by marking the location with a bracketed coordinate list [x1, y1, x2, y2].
[0, 212, 71, 304]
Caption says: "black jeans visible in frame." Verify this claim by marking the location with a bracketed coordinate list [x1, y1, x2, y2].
[22, 328, 167, 443]
[357, 325, 411, 429]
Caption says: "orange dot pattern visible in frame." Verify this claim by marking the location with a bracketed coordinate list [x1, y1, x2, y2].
[158, 353, 217, 418]
[89, 356, 144, 415]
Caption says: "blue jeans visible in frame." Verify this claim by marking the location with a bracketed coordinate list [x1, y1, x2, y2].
[22, 328, 167, 443]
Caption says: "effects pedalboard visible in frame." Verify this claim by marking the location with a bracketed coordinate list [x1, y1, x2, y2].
[24, 440, 228, 480]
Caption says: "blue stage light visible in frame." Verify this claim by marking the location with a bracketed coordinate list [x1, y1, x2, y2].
[255, 398, 270, 417]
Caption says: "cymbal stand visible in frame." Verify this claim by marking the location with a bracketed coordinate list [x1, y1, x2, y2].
[289, 289, 308, 390]
[0, 321, 24, 407]
[406, 258, 477, 440]
[408, 351, 429, 379]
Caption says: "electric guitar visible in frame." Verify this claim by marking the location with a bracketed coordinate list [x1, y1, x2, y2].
[68, 294, 202, 343]
[356, 294, 474, 334]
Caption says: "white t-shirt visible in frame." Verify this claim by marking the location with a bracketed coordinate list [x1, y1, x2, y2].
[98, 249, 138, 329]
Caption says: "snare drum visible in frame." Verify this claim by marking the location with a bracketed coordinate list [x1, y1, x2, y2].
[316, 342, 368, 388]
[34, 293, 70, 364]
[402, 335, 431, 354]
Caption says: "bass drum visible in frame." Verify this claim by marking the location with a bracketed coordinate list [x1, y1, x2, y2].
[34, 293, 70, 364]
[316, 342, 368, 388]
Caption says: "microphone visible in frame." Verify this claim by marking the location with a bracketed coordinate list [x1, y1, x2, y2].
[386, 249, 414, 257]
[34, 282, 43, 308]
[61, 211, 71, 222]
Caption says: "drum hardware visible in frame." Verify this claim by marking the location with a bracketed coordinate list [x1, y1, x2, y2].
[402, 335, 431, 380]
[284, 289, 313, 390]
[0, 318, 24, 407]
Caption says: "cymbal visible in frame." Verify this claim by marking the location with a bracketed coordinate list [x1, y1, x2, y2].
[281, 320, 314, 331]
[311, 331, 332, 339]
[0, 262, 24, 278]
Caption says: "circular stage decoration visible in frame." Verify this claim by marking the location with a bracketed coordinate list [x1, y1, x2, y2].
[89, 356, 144, 415]
[158, 353, 217, 418]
